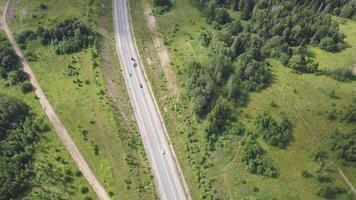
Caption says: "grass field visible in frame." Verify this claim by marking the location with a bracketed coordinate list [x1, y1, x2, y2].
[8, 0, 157, 199]
[310, 18, 356, 70]
[130, 0, 356, 199]
[0, 61, 96, 199]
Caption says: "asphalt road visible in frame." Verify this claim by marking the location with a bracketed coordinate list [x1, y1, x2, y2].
[1, 1, 110, 199]
[113, 0, 189, 199]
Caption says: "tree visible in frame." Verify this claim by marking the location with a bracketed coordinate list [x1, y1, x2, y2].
[153, 0, 171, 7]
[319, 37, 338, 52]
[205, 98, 232, 143]
[214, 8, 231, 25]
[21, 82, 33, 93]
[255, 112, 293, 148]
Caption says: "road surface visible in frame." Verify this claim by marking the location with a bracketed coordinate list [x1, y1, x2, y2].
[0, 1, 110, 199]
[113, 0, 190, 199]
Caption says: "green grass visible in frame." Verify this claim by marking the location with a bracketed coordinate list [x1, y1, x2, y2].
[211, 60, 355, 199]
[130, 0, 356, 199]
[8, 0, 156, 199]
[0, 66, 96, 199]
[310, 18, 356, 70]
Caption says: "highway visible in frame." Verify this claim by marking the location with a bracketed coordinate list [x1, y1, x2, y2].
[0, 1, 110, 199]
[113, 0, 189, 199]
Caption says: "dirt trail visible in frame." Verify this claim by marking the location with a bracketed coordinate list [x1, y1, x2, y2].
[294, 103, 321, 143]
[143, 2, 178, 95]
[338, 168, 356, 195]
[293, 103, 356, 195]
[0, 1, 110, 199]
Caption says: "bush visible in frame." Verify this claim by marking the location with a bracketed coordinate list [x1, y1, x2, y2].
[80, 186, 89, 194]
[317, 185, 346, 198]
[255, 112, 293, 148]
[329, 129, 356, 163]
[21, 82, 33, 93]
[153, 0, 171, 7]
[319, 37, 342, 52]
[240, 139, 278, 177]
[325, 68, 356, 82]
[340, 106, 356, 123]
[302, 170, 312, 178]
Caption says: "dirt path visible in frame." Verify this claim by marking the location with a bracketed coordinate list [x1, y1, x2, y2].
[143, 2, 178, 95]
[0, 1, 110, 199]
[293, 103, 356, 195]
[294, 103, 321, 143]
[338, 168, 356, 195]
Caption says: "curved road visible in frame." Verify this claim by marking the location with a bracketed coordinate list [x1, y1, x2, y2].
[1, 1, 110, 199]
[113, 0, 190, 199]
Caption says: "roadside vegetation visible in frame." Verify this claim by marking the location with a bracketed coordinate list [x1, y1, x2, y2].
[8, 0, 157, 199]
[130, 0, 356, 199]
[0, 32, 95, 199]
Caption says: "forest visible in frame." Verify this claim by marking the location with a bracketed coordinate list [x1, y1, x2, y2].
[182, 0, 356, 189]
[0, 94, 48, 199]
[188, 0, 356, 120]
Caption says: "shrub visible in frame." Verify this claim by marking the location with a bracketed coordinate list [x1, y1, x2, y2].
[255, 112, 293, 148]
[329, 129, 356, 163]
[317, 185, 346, 198]
[240, 139, 278, 177]
[21, 82, 33, 93]
[80, 186, 89, 194]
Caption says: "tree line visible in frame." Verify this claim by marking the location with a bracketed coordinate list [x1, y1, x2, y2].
[15, 19, 95, 55]
[185, 0, 355, 143]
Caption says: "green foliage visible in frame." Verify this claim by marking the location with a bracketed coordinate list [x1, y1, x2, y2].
[339, 0, 356, 19]
[319, 37, 344, 52]
[0, 94, 29, 134]
[316, 184, 346, 198]
[340, 106, 356, 123]
[80, 186, 89, 194]
[153, 0, 171, 7]
[324, 67, 356, 82]
[21, 81, 33, 94]
[0, 94, 47, 200]
[240, 139, 278, 177]
[214, 8, 230, 25]
[15, 30, 36, 46]
[186, 61, 216, 116]
[255, 112, 293, 148]
[0, 33, 28, 87]
[329, 129, 356, 163]
[205, 99, 232, 144]
[0, 35, 19, 71]
[17, 19, 95, 55]
[199, 30, 212, 47]
[301, 170, 312, 178]
[287, 53, 318, 73]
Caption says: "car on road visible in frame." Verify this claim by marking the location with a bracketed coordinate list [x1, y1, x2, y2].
[131, 57, 135, 61]
[139, 84, 143, 88]
[162, 149, 165, 155]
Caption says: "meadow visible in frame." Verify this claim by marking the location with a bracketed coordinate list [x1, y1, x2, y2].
[7, 0, 157, 199]
[130, 0, 356, 199]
